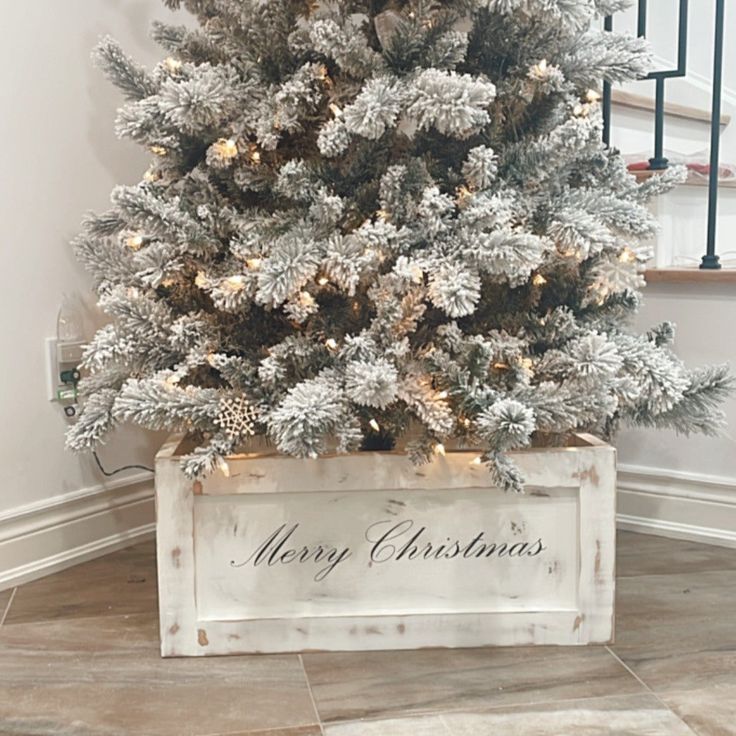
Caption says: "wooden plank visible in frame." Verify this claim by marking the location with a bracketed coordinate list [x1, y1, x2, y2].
[155, 435, 200, 656]
[156, 434, 616, 655]
[645, 268, 736, 284]
[611, 88, 731, 126]
[632, 169, 736, 190]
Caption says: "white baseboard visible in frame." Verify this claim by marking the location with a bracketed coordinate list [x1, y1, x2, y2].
[617, 464, 736, 549]
[0, 472, 155, 591]
[1, 463, 734, 592]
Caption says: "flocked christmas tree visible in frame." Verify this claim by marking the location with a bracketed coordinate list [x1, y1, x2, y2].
[68, 0, 732, 491]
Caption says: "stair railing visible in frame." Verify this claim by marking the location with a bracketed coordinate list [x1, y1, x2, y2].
[602, 0, 726, 270]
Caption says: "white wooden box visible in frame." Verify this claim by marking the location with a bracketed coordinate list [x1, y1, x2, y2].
[155, 433, 616, 656]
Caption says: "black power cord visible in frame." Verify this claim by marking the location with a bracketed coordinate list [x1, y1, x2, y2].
[92, 449, 154, 477]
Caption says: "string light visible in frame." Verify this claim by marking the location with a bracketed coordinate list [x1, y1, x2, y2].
[195, 272, 208, 288]
[437, 390, 449, 399]
[455, 185, 473, 206]
[325, 338, 338, 350]
[222, 275, 246, 292]
[619, 247, 636, 263]
[472, 455, 483, 465]
[529, 58, 553, 81]
[245, 258, 262, 270]
[586, 88, 601, 103]
[317, 276, 329, 286]
[213, 138, 239, 160]
[532, 273, 547, 286]
[160, 278, 175, 288]
[493, 362, 509, 370]
[462, 417, 471, 428]
[165, 374, 181, 389]
[297, 291, 315, 307]
[126, 234, 144, 251]
[206, 353, 217, 366]
[150, 145, 168, 157]
[143, 168, 160, 183]
[434, 443, 446, 456]
[164, 57, 182, 73]
[329, 103, 343, 118]
[218, 458, 231, 478]
[248, 144, 261, 164]
[369, 418, 380, 432]
[376, 209, 389, 221]
[316, 63, 333, 88]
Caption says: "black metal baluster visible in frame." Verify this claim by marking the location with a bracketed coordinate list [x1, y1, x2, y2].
[701, 0, 725, 270]
[602, 15, 613, 146]
[649, 78, 668, 169]
[637, 0, 647, 37]
[645, 0, 689, 170]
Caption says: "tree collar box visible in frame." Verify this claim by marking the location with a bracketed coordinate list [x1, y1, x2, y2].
[155, 433, 616, 657]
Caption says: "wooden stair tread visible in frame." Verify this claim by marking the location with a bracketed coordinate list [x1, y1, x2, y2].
[645, 267, 736, 284]
[612, 89, 731, 127]
[632, 169, 736, 190]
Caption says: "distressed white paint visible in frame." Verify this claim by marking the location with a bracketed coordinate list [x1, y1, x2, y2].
[156, 434, 616, 656]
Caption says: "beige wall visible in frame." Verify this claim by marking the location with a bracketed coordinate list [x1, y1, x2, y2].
[617, 283, 736, 480]
[0, 1, 184, 514]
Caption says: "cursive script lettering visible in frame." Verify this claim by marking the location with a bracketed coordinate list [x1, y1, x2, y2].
[365, 520, 546, 563]
[229, 519, 547, 581]
[230, 523, 352, 581]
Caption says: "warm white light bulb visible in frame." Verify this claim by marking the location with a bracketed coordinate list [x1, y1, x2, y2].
[369, 418, 380, 432]
[164, 57, 182, 73]
[434, 443, 446, 456]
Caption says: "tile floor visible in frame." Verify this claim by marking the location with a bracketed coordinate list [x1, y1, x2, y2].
[0, 532, 734, 735]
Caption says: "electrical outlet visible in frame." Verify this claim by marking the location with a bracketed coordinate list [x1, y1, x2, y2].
[45, 337, 85, 401]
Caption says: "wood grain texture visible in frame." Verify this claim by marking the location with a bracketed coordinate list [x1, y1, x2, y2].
[644, 267, 736, 284]
[611, 88, 731, 126]
[303, 647, 644, 723]
[156, 434, 617, 655]
[632, 169, 736, 190]
[322, 695, 699, 736]
[0, 613, 317, 736]
[1, 532, 729, 735]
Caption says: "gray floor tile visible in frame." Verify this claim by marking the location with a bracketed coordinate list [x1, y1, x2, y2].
[662, 685, 736, 736]
[302, 646, 644, 723]
[324, 715, 449, 736]
[441, 693, 697, 735]
[612, 569, 736, 691]
[4, 542, 157, 625]
[0, 614, 317, 736]
[616, 532, 736, 578]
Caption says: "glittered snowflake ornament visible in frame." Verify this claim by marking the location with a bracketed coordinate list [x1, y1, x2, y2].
[214, 396, 260, 441]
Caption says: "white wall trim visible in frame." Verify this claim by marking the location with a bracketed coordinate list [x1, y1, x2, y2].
[2, 462, 734, 592]
[0, 473, 155, 591]
[617, 464, 736, 548]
